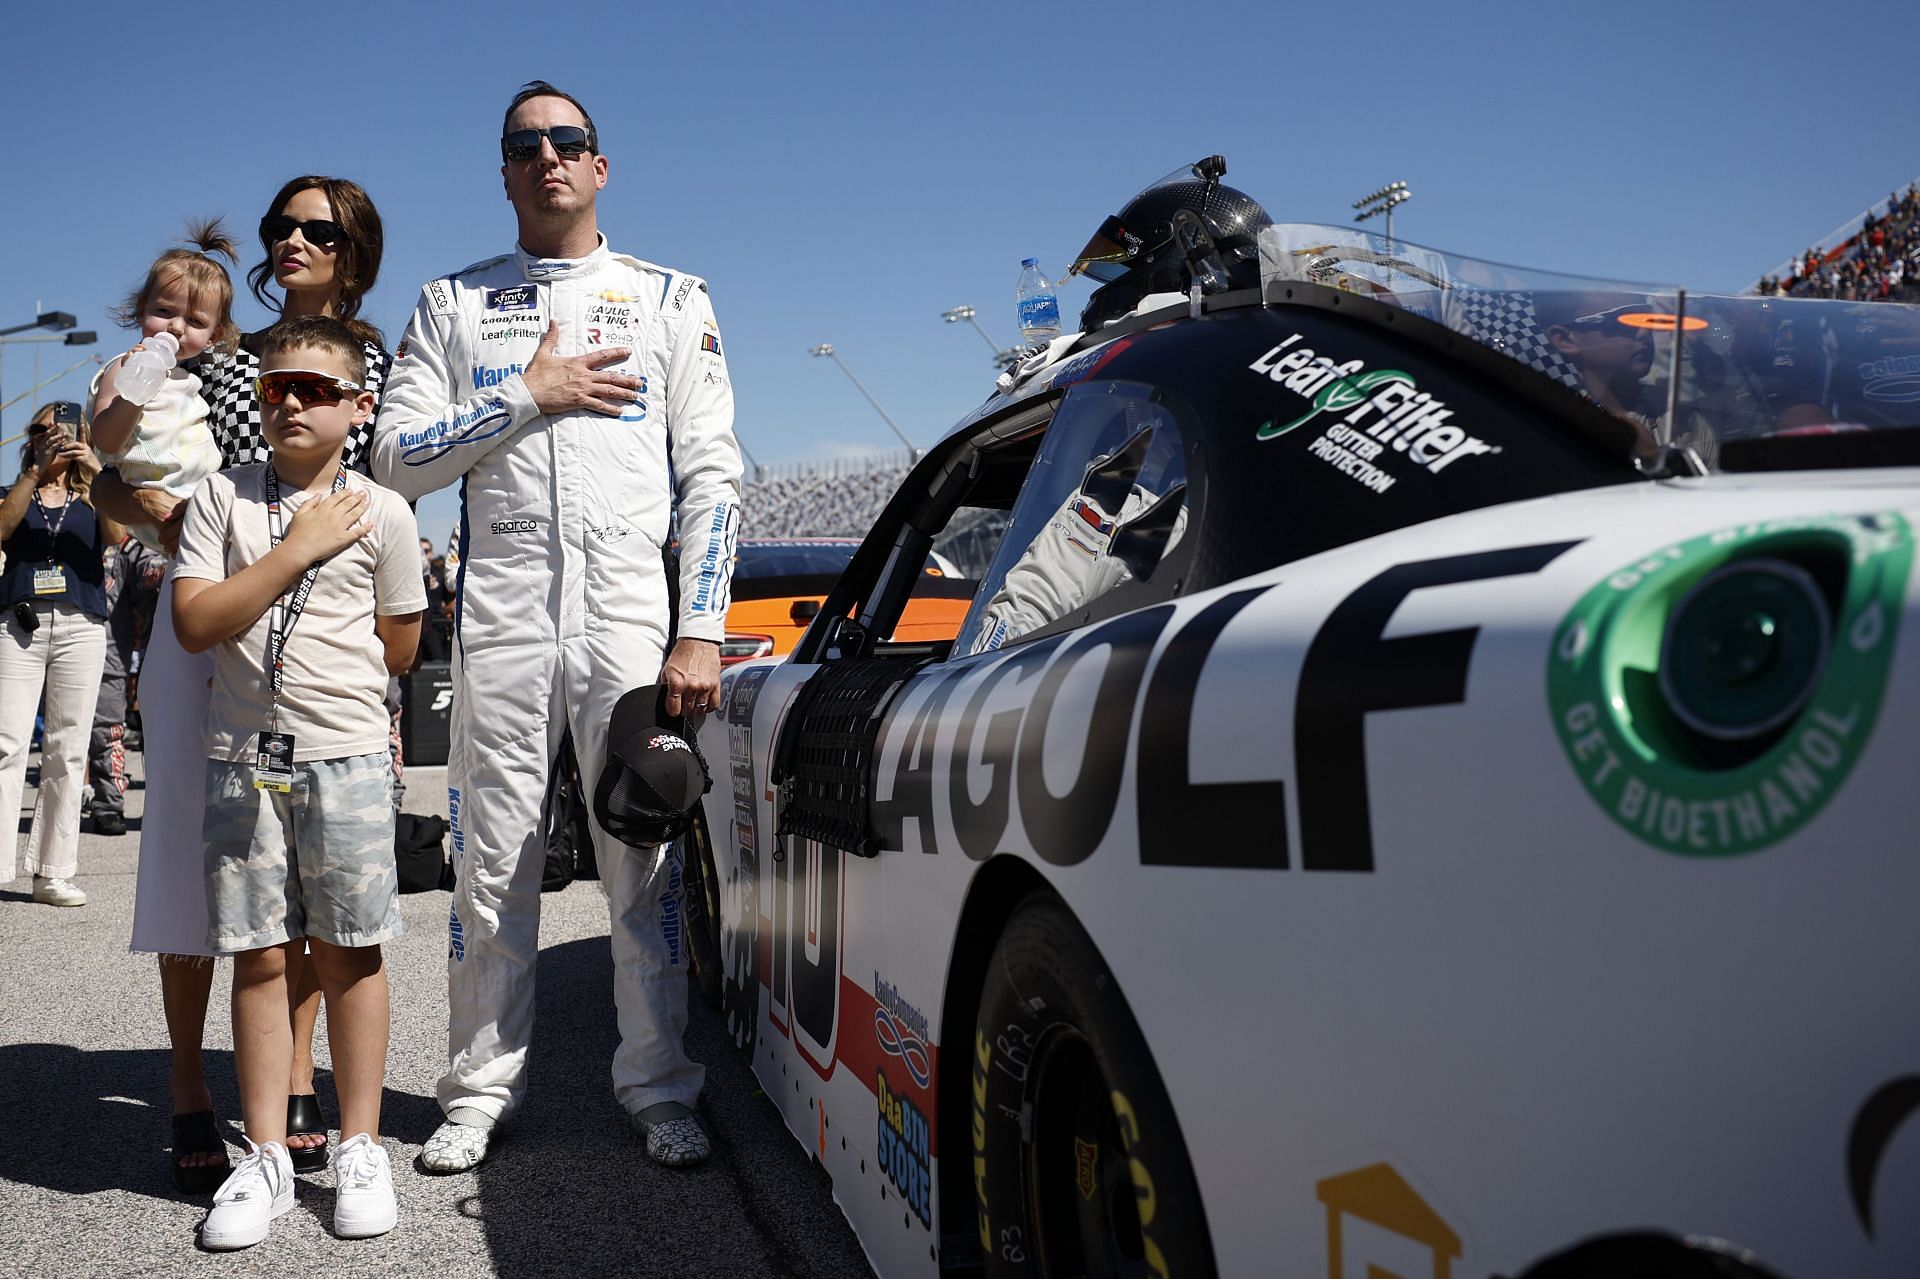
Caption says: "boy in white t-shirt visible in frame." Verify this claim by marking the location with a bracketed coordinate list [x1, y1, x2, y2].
[172, 316, 425, 1250]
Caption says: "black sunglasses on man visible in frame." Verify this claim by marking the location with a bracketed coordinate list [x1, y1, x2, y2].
[501, 125, 595, 163]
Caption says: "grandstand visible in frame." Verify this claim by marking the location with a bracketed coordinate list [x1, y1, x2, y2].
[739, 451, 1009, 577]
[1755, 180, 1920, 302]
[740, 451, 913, 539]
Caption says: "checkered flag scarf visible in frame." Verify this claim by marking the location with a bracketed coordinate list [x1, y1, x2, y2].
[1445, 289, 1585, 394]
[190, 338, 391, 473]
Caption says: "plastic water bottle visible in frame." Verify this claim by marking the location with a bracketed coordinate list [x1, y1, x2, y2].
[1016, 259, 1061, 345]
[116, 331, 179, 407]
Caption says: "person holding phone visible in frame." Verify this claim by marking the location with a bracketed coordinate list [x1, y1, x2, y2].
[0, 401, 118, 905]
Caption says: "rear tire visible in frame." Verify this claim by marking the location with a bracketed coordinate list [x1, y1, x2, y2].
[971, 891, 1213, 1278]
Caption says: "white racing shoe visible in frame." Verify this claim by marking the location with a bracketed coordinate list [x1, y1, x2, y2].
[201, 1140, 295, 1250]
[630, 1103, 710, 1167]
[331, 1132, 397, 1239]
[419, 1110, 494, 1174]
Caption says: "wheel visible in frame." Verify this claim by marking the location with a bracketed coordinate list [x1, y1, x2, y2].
[681, 810, 724, 1012]
[971, 891, 1214, 1278]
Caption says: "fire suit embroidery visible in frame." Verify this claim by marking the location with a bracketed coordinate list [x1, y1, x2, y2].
[397, 398, 515, 465]
[448, 785, 466, 961]
[659, 841, 684, 969]
[690, 502, 737, 615]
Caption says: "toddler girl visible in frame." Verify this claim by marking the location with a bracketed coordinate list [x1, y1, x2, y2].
[90, 220, 237, 554]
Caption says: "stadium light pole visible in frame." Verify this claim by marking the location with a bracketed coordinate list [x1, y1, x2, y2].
[808, 343, 918, 455]
[0, 353, 106, 448]
[0, 316, 92, 436]
[941, 304, 1020, 370]
[0, 311, 76, 338]
[736, 435, 765, 481]
[1352, 181, 1412, 247]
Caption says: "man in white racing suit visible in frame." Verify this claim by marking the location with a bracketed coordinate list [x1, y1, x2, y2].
[372, 80, 741, 1171]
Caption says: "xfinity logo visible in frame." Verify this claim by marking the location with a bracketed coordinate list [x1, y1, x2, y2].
[485, 285, 537, 311]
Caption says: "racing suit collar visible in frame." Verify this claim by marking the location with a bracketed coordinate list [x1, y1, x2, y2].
[515, 232, 610, 282]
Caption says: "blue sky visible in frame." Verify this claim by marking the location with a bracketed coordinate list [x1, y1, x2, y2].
[3, 0, 1916, 544]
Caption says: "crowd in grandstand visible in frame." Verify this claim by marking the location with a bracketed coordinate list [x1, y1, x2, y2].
[737, 454, 912, 539]
[1756, 182, 1920, 303]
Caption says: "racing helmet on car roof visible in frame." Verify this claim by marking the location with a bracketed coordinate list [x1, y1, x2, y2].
[1067, 155, 1273, 331]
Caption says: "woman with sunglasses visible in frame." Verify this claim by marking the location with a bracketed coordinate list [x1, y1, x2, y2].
[0, 403, 119, 907]
[95, 176, 393, 1192]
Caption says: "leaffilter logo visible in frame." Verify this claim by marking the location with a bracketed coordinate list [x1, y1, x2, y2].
[1258, 369, 1414, 440]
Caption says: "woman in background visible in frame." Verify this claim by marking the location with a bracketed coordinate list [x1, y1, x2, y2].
[0, 402, 117, 906]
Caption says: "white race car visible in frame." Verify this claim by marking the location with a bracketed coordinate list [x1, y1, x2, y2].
[681, 217, 1920, 1278]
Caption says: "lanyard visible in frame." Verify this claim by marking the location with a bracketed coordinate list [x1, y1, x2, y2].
[31, 487, 72, 556]
[262, 465, 347, 720]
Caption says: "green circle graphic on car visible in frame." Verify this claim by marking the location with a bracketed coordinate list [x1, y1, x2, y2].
[1547, 512, 1912, 857]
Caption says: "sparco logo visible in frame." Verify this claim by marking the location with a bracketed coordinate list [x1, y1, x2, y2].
[490, 519, 538, 535]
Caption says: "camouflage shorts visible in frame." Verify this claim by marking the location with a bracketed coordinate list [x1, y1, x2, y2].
[204, 752, 405, 953]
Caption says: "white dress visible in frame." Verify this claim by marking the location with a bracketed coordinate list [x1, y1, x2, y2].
[127, 572, 217, 956]
[88, 360, 222, 554]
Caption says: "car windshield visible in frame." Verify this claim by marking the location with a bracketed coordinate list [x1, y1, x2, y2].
[732, 541, 955, 581]
[734, 541, 861, 579]
[1258, 223, 1920, 468]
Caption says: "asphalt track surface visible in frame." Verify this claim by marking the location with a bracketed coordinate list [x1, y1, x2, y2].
[0, 753, 877, 1278]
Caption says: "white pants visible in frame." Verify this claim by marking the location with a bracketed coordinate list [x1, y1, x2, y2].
[441, 626, 702, 1122]
[0, 601, 109, 882]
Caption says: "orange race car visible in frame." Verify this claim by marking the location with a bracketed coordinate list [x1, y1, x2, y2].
[718, 538, 971, 664]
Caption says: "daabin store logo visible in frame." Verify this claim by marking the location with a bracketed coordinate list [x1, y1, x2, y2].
[875, 1068, 931, 1228]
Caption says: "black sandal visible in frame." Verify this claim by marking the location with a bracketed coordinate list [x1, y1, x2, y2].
[287, 1093, 329, 1172]
[170, 1110, 230, 1194]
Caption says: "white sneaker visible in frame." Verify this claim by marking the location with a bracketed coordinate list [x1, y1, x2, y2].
[201, 1140, 295, 1250]
[331, 1132, 396, 1239]
[31, 876, 85, 907]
